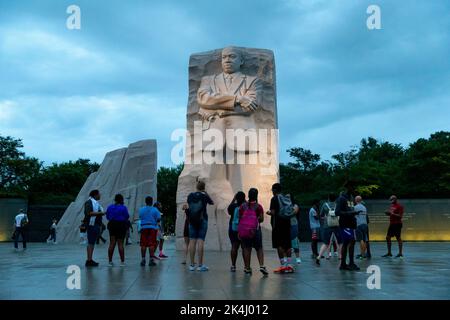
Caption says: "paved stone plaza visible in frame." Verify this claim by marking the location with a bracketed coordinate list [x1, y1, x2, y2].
[0, 240, 449, 300]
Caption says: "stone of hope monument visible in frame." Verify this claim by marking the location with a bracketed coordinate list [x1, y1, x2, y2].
[176, 46, 279, 251]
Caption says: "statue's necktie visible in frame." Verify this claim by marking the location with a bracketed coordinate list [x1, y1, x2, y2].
[225, 75, 233, 90]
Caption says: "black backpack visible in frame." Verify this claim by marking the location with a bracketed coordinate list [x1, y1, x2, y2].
[188, 192, 205, 228]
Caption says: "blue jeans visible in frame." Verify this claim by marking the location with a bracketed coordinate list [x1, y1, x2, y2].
[189, 220, 208, 240]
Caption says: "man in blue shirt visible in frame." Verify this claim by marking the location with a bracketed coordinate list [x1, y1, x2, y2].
[139, 196, 161, 266]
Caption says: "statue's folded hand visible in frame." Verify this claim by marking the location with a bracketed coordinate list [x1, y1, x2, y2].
[237, 96, 258, 112]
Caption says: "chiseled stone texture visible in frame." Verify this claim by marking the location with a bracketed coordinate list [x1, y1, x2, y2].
[176, 47, 279, 251]
[57, 140, 157, 243]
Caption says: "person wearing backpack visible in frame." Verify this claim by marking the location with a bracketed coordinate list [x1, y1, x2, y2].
[267, 183, 294, 273]
[13, 209, 28, 251]
[316, 193, 342, 266]
[238, 188, 269, 276]
[227, 191, 246, 272]
[186, 181, 214, 272]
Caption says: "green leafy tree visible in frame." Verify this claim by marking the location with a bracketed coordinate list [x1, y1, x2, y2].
[157, 164, 183, 232]
[0, 135, 42, 196]
[28, 159, 100, 205]
[403, 131, 450, 197]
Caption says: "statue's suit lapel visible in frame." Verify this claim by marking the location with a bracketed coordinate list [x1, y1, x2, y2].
[214, 73, 227, 94]
[229, 73, 245, 95]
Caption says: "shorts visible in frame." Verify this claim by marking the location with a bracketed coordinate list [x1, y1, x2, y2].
[290, 223, 299, 240]
[87, 225, 100, 245]
[189, 220, 208, 240]
[107, 220, 127, 239]
[291, 237, 300, 250]
[272, 216, 291, 249]
[140, 228, 158, 248]
[356, 224, 369, 242]
[387, 223, 402, 238]
[241, 229, 262, 250]
[340, 227, 356, 243]
[311, 228, 321, 241]
[183, 219, 189, 238]
[228, 229, 240, 244]
[322, 227, 342, 244]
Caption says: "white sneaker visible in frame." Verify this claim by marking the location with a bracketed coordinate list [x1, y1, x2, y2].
[328, 252, 332, 258]
[197, 265, 209, 272]
[120, 262, 126, 267]
[296, 258, 302, 264]
[189, 264, 196, 271]
[108, 261, 114, 267]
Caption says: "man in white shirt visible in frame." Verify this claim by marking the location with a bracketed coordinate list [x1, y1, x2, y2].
[83, 190, 105, 267]
[14, 209, 28, 250]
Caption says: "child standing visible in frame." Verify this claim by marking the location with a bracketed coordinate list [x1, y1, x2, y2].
[79, 220, 87, 245]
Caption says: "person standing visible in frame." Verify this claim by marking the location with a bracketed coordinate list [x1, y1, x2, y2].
[96, 223, 107, 245]
[106, 194, 130, 267]
[13, 209, 28, 251]
[227, 191, 246, 272]
[383, 195, 404, 258]
[238, 188, 268, 276]
[309, 199, 321, 259]
[316, 193, 342, 265]
[79, 220, 87, 245]
[125, 220, 133, 245]
[335, 191, 360, 271]
[354, 196, 369, 259]
[289, 204, 302, 264]
[186, 181, 214, 272]
[154, 202, 168, 259]
[267, 183, 293, 273]
[48, 218, 57, 244]
[139, 196, 161, 266]
[181, 204, 190, 265]
[83, 189, 105, 267]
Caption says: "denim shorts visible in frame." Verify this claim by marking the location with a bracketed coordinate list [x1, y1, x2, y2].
[87, 225, 100, 245]
[356, 224, 369, 242]
[189, 220, 208, 240]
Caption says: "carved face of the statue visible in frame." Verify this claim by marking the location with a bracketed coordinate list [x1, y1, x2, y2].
[221, 47, 243, 74]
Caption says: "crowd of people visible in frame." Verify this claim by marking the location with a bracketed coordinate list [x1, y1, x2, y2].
[181, 181, 404, 274]
[11, 182, 404, 275]
[82, 190, 168, 267]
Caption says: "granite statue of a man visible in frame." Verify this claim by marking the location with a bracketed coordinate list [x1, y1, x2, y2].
[176, 46, 279, 251]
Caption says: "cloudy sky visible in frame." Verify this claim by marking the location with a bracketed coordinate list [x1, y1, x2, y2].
[1, 0, 449, 167]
